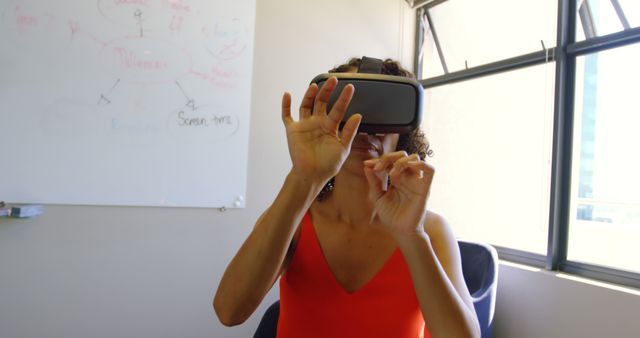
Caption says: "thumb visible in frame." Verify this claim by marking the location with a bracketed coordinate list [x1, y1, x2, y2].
[363, 165, 384, 201]
[340, 113, 362, 148]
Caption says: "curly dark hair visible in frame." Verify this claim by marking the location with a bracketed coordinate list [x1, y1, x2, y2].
[316, 57, 433, 202]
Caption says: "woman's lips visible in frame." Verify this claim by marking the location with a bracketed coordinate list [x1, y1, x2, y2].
[351, 143, 380, 153]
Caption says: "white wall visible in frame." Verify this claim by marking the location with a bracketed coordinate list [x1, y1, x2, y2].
[494, 263, 640, 338]
[0, 1, 414, 337]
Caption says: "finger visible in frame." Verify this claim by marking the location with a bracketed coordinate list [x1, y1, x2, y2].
[299, 84, 319, 119]
[405, 160, 434, 174]
[390, 161, 421, 182]
[313, 77, 338, 115]
[363, 158, 379, 168]
[364, 166, 384, 200]
[282, 92, 293, 125]
[364, 166, 387, 224]
[390, 160, 434, 187]
[381, 171, 389, 191]
[327, 84, 354, 125]
[364, 159, 386, 190]
[407, 160, 435, 188]
[389, 154, 420, 177]
[339, 113, 362, 148]
[394, 153, 420, 166]
[373, 151, 409, 171]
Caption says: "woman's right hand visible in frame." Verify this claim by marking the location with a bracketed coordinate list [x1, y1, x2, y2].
[281, 76, 362, 184]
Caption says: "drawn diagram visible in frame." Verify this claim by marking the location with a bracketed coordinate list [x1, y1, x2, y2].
[0, 0, 255, 208]
[2, 0, 249, 138]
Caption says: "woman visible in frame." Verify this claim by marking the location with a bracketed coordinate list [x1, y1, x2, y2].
[214, 58, 480, 338]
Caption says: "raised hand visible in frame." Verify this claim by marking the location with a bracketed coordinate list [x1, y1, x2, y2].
[363, 152, 435, 238]
[282, 77, 362, 185]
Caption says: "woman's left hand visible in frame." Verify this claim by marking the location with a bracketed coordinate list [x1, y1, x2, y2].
[363, 151, 434, 239]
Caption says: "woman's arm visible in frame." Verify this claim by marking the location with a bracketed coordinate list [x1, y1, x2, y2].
[396, 214, 480, 338]
[213, 171, 323, 326]
[364, 153, 480, 338]
[213, 77, 362, 326]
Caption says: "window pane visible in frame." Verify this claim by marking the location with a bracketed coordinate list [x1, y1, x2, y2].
[422, 64, 555, 254]
[420, 0, 557, 78]
[568, 43, 640, 273]
[618, 0, 640, 28]
[576, 0, 640, 41]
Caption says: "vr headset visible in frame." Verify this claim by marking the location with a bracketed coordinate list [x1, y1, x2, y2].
[310, 56, 424, 134]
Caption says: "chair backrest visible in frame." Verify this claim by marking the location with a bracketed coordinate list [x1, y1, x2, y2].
[254, 240, 499, 338]
[458, 240, 499, 338]
[253, 301, 280, 338]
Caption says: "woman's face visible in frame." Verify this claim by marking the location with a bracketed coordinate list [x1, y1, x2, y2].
[341, 132, 399, 175]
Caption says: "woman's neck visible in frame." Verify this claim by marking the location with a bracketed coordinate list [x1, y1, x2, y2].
[317, 169, 375, 227]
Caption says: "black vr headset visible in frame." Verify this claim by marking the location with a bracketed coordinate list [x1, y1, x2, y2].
[310, 56, 424, 134]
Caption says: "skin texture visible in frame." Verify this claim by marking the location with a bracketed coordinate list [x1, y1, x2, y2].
[214, 76, 480, 338]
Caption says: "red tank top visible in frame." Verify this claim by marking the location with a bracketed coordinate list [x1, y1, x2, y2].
[278, 212, 430, 338]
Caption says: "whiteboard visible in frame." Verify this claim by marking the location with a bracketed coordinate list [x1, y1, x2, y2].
[0, 0, 255, 208]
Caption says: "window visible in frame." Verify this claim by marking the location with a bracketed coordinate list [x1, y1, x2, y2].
[620, 0, 640, 27]
[415, 0, 640, 287]
[569, 43, 640, 273]
[419, 0, 557, 78]
[577, 0, 640, 41]
[424, 64, 554, 255]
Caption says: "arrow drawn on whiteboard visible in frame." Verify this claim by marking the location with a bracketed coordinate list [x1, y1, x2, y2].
[175, 81, 197, 111]
[134, 8, 144, 37]
[97, 79, 121, 106]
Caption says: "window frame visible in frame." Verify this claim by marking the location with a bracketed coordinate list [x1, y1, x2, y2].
[414, 0, 640, 289]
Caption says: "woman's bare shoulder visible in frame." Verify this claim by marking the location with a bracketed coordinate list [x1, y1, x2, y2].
[424, 210, 450, 235]
[423, 210, 459, 250]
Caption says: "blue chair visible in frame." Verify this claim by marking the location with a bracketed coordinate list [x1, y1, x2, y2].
[458, 240, 499, 338]
[254, 240, 498, 338]
[253, 300, 281, 338]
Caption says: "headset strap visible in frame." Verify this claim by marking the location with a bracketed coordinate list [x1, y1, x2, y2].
[358, 56, 384, 74]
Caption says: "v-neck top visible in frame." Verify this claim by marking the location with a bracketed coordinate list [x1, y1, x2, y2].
[278, 212, 430, 338]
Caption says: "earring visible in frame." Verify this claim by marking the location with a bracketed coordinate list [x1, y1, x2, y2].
[316, 177, 335, 202]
